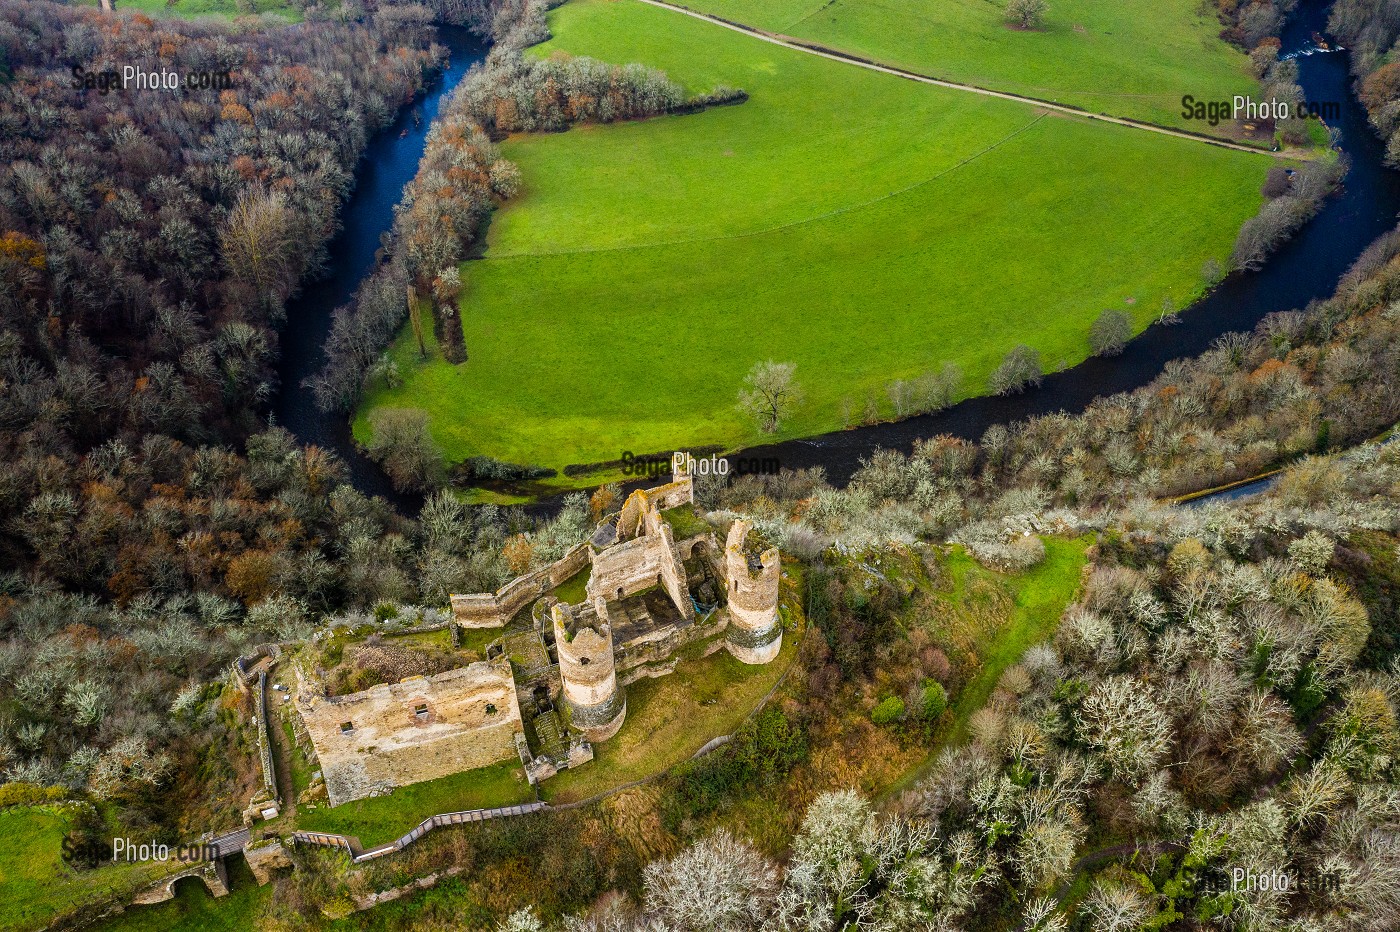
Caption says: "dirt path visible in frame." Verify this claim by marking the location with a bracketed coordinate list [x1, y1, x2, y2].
[266, 690, 298, 823]
[635, 0, 1312, 160]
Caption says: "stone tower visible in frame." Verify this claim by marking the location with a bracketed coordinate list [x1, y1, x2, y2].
[724, 519, 782, 664]
[552, 602, 626, 741]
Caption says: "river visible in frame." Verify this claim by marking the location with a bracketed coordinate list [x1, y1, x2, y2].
[727, 0, 1400, 490]
[275, 2, 1398, 515]
[273, 25, 488, 505]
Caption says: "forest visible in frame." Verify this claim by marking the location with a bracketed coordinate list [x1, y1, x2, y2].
[1, 0, 1399, 929]
[0, 0, 448, 834]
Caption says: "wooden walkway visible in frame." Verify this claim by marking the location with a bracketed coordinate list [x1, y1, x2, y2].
[292, 802, 550, 862]
[209, 827, 251, 858]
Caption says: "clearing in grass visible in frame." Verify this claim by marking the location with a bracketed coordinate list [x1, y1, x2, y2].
[357, 0, 1268, 475]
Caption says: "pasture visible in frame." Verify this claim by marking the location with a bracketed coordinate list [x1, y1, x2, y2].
[673, 0, 1259, 129]
[357, 0, 1268, 474]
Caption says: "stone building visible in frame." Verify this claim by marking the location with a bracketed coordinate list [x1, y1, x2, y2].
[724, 519, 783, 664]
[552, 602, 626, 741]
[296, 475, 784, 807]
[296, 660, 523, 807]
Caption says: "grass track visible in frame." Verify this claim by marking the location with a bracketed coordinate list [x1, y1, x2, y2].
[357, 0, 1268, 472]
[672, 0, 1259, 129]
[886, 535, 1090, 795]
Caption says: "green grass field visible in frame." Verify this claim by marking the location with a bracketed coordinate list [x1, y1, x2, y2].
[357, 0, 1268, 474]
[293, 761, 534, 849]
[0, 807, 184, 931]
[673, 0, 1257, 129]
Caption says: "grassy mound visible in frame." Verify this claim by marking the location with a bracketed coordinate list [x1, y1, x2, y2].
[357, 0, 1268, 474]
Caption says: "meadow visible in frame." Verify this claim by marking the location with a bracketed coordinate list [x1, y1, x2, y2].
[671, 0, 1257, 129]
[358, 0, 1269, 474]
[0, 807, 187, 931]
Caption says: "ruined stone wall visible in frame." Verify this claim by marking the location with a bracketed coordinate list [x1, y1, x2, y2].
[724, 520, 782, 665]
[648, 475, 694, 511]
[587, 536, 661, 602]
[450, 543, 590, 628]
[587, 520, 694, 621]
[616, 476, 693, 539]
[298, 660, 522, 807]
[552, 603, 625, 740]
[615, 619, 723, 677]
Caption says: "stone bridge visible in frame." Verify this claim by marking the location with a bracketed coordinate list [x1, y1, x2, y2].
[128, 827, 248, 905]
[130, 859, 229, 905]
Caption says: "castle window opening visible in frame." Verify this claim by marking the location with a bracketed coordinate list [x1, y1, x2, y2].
[485, 702, 497, 714]
[414, 703, 428, 720]
[340, 721, 353, 734]
[579, 656, 591, 666]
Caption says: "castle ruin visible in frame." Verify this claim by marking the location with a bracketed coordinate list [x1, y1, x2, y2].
[296, 475, 782, 806]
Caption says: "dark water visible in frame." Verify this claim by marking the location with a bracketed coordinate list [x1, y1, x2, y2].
[273, 26, 488, 503]
[719, 0, 1400, 491]
[276, 5, 1398, 516]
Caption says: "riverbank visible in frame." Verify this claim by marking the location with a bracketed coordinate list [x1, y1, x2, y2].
[273, 25, 489, 507]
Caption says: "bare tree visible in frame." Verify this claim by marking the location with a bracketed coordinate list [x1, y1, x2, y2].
[366, 408, 445, 493]
[988, 344, 1043, 395]
[643, 830, 778, 930]
[737, 360, 802, 433]
[221, 185, 299, 311]
[1089, 309, 1132, 357]
[1006, 0, 1048, 29]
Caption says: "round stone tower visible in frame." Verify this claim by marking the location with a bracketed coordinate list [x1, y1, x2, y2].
[724, 519, 782, 664]
[551, 602, 626, 741]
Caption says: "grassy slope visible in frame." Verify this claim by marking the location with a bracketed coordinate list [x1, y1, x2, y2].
[358, 0, 1266, 472]
[539, 625, 800, 804]
[677, 0, 1256, 129]
[939, 536, 1089, 742]
[886, 535, 1089, 795]
[0, 808, 178, 931]
[93, 856, 271, 932]
[294, 761, 535, 849]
